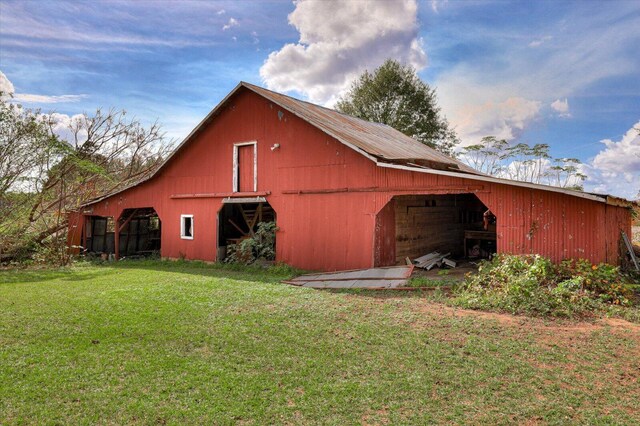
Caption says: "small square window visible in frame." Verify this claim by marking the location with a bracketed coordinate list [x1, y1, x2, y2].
[181, 215, 194, 240]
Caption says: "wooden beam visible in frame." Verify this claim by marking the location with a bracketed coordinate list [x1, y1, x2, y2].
[118, 209, 139, 233]
[170, 191, 270, 199]
[238, 205, 255, 237]
[281, 186, 485, 195]
[228, 219, 248, 236]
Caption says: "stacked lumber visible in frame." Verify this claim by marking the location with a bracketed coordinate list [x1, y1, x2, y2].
[413, 251, 457, 270]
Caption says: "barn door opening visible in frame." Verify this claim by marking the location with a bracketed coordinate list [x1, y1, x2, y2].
[392, 194, 496, 264]
[115, 208, 161, 258]
[84, 216, 115, 255]
[217, 201, 276, 262]
[234, 142, 256, 192]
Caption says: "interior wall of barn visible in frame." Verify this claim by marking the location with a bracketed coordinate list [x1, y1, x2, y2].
[392, 194, 491, 263]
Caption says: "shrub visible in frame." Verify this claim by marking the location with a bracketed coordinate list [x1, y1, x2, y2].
[453, 254, 636, 318]
[225, 221, 278, 265]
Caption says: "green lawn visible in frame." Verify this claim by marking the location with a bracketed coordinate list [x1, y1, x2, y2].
[1, 261, 639, 425]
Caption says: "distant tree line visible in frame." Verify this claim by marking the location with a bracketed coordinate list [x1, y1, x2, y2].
[460, 136, 587, 190]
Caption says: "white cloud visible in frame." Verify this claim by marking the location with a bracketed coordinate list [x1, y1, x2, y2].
[443, 85, 542, 145]
[528, 35, 552, 48]
[13, 93, 87, 104]
[217, 9, 226, 16]
[0, 71, 86, 104]
[550, 98, 570, 117]
[583, 121, 640, 199]
[222, 17, 238, 31]
[430, 0, 448, 13]
[44, 112, 89, 145]
[260, 0, 426, 105]
[0, 70, 15, 97]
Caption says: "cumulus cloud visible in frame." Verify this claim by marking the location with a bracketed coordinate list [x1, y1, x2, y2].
[0, 70, 15, 97]
[583, 121, 640, 199]
[550, 98, 570, 117]
[44, 112, 89, 145]
[222, 17, 238, 31]
[260, 0, 426, 105]
[447, 93, 541, 145]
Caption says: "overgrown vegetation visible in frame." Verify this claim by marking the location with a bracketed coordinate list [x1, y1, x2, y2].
[453, 254, 639, 318]
[225, 221, 278, 265]
[0, 93, 173, 265]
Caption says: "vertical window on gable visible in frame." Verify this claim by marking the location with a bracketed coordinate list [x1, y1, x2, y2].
[181, 215, 194, 239]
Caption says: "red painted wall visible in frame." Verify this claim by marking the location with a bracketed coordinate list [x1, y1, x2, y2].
[81, 88, 632, 270]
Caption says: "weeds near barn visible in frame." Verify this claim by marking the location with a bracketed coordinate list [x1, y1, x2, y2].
[2, 259, 640, 424]
[451, 254, 639, 319]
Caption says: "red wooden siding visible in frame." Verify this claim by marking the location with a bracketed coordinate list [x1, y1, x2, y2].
[79, 87, 633, 271]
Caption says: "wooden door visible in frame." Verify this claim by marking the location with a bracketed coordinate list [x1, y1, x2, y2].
[237, 145, 255, 192]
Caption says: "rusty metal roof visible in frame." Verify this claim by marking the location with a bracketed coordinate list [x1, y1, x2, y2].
[242, 83, 478, 173]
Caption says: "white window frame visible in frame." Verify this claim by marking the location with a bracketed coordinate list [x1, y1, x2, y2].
[232, 141, 257, 192]
[180, 214, 194, 240]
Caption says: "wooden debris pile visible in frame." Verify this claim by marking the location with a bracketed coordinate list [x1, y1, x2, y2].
[412, 251, 457, 270]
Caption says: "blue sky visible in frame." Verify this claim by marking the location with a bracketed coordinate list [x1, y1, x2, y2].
[1, 0, 638, 198]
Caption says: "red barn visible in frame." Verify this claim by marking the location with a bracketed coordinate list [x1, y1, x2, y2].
[69, 82, 634, 271]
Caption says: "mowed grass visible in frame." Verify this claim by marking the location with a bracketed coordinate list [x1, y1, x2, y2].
[1, 261, 639, 425]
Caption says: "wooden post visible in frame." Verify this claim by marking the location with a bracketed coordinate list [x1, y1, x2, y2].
[114, 217, 120, 260]
[82, 217, 88, 252]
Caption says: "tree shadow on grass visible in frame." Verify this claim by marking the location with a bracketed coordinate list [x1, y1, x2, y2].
[99, 258, 304, 284]
[0, 268, 119, 285]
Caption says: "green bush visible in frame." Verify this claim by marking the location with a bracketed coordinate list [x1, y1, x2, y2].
[225, 221, 278, 265]
[453, 254, 636, 318]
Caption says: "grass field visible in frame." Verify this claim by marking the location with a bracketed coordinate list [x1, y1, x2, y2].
[1, 260, 639, 425]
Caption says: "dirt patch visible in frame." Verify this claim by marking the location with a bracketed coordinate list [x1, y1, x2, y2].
[382, 296, 640, 336]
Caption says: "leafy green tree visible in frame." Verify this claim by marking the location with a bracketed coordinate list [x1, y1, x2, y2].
[336, 59, 458, 155]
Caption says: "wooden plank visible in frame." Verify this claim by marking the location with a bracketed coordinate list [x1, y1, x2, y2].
[622, 231, 639, 271]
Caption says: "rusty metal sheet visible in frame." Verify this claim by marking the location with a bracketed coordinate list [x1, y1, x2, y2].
[298, 279, 408, 289]
[285, 265, 413, 288]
